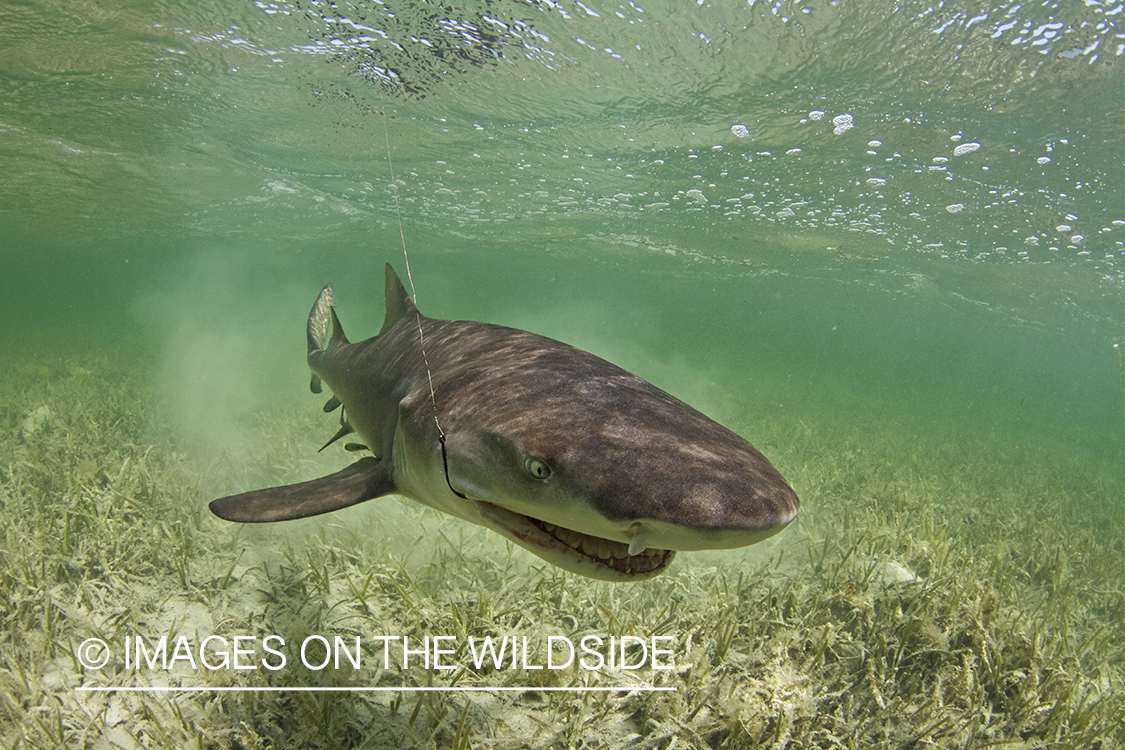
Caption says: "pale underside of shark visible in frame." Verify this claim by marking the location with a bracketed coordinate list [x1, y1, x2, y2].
[210, 265, 799, 582]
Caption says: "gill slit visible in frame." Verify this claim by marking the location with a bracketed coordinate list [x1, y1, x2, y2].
[379, 93, 467, 501]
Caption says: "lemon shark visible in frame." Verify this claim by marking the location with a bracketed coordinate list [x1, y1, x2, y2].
[210, 265, 799, 581]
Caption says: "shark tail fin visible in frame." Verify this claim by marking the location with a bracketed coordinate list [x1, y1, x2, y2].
[308, 285, 333, 355]
[380, 263, 420, 335]
[308, 285, 349, 351]
[308, 285, 349, 393]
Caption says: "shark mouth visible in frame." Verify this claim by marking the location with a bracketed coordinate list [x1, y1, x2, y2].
[476, 502, 675, 582]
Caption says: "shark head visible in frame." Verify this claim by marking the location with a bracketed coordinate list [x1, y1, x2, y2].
[210, 265, 800, 582]
[420, 333, 800, 581]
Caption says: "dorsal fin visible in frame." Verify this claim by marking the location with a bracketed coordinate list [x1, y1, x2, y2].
[380, 264, 419, 335]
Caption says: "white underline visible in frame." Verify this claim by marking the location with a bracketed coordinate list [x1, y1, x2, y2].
[77, 685, 675, 693]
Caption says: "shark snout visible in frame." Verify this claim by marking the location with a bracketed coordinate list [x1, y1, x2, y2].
[587, 475, 800, 554]
[622, 502, 799, 553]
[568, 433, 800, 553]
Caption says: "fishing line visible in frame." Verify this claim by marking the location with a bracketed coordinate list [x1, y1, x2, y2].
[377, 96, 416, 302]
[378, 93, 464, 498]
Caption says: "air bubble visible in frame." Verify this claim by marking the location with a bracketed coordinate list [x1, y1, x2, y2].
[731, 124, 749, 138]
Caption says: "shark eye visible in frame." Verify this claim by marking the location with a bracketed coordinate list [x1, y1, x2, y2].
[523, 456, 553, 481]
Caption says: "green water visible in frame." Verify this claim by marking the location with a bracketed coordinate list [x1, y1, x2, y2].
[3, 0, 1123, 438]
[2, 1, 1124, 747]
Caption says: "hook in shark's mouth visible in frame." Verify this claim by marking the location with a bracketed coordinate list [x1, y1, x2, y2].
[476, 502, 675, 581]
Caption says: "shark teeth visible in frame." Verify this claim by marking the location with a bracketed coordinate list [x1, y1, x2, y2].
[627, 522, 649, 556]
[538, 521, 669, 570]
[476, 503, 674, 579]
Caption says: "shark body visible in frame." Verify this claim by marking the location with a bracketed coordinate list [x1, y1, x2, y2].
[210, 265, 799, 581]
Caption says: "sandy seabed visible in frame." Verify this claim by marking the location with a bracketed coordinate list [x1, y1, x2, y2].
[1, 341, 1122, 750]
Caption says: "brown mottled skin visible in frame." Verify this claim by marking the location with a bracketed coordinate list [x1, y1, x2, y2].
[211, 265, 799, 581]
[397, 320, 796, 530]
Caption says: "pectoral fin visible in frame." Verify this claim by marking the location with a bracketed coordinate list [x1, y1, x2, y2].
[209, 457, 393, 523]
